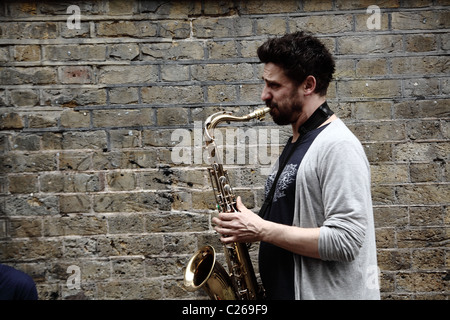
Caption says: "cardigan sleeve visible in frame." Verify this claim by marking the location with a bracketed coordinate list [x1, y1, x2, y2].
[317, 138, 371, 262]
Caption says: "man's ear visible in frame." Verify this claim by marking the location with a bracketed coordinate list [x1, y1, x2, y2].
[303, 75, 317, 96]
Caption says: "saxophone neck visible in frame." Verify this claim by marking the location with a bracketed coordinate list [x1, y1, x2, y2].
[204, 106, 270, 142]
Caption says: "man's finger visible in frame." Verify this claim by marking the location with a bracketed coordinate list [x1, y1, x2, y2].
[235, 196, 245, 211]
[214, 226, 233, 235]
[218, 211, 236, 221]
[220, 234, 236, 244]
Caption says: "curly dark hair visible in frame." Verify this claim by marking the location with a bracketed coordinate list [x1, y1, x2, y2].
[257, 31, 335, 96]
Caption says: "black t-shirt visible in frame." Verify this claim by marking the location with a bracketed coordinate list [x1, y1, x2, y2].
[259, 124, 328, 300]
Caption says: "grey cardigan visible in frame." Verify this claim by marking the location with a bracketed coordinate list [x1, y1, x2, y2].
[272, 118, 380, 300]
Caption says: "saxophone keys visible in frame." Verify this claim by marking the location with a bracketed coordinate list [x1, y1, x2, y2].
[223, 184, 231, 193]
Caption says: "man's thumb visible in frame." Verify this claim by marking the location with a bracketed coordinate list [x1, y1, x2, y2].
[235, 196, 243, 210]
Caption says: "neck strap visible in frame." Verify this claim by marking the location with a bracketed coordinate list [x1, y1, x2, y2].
[298, 101, 334, 136]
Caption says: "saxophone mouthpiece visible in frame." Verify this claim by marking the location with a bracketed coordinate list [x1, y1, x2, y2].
[249, 106, 271, 120]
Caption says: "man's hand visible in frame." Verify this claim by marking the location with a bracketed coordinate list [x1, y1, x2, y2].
[213, 196, 321, 259]
[212, 196, 267, 244]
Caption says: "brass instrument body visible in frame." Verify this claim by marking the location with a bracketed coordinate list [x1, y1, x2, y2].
[184, 245, 237, 300]
[184, 106, 269, 300]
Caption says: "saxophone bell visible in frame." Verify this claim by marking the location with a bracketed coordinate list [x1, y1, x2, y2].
[184, 245, 237, 300]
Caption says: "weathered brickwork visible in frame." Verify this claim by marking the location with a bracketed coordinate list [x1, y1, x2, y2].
[0, 0, 448, 300]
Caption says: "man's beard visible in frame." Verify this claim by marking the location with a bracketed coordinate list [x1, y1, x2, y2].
[266, 98, 303, 126]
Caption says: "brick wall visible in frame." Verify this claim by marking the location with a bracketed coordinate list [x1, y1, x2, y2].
[0, 0, 448, 300]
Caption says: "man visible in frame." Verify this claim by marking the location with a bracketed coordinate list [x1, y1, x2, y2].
[0, 264, 38, 300]
[212, 32, 380, 300]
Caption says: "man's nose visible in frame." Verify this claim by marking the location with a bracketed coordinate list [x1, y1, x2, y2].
[261, 85, 271, 102]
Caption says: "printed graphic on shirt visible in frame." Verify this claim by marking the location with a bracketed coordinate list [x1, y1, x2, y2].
[265, 163, 298, 203]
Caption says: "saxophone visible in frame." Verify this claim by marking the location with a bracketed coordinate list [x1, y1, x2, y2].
[184, 106, 270, 300]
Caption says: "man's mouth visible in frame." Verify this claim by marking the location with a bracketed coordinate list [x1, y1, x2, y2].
[266, 101, 276, 110]
[266, 101, 278, 115]
[269, 108, 278, 120]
